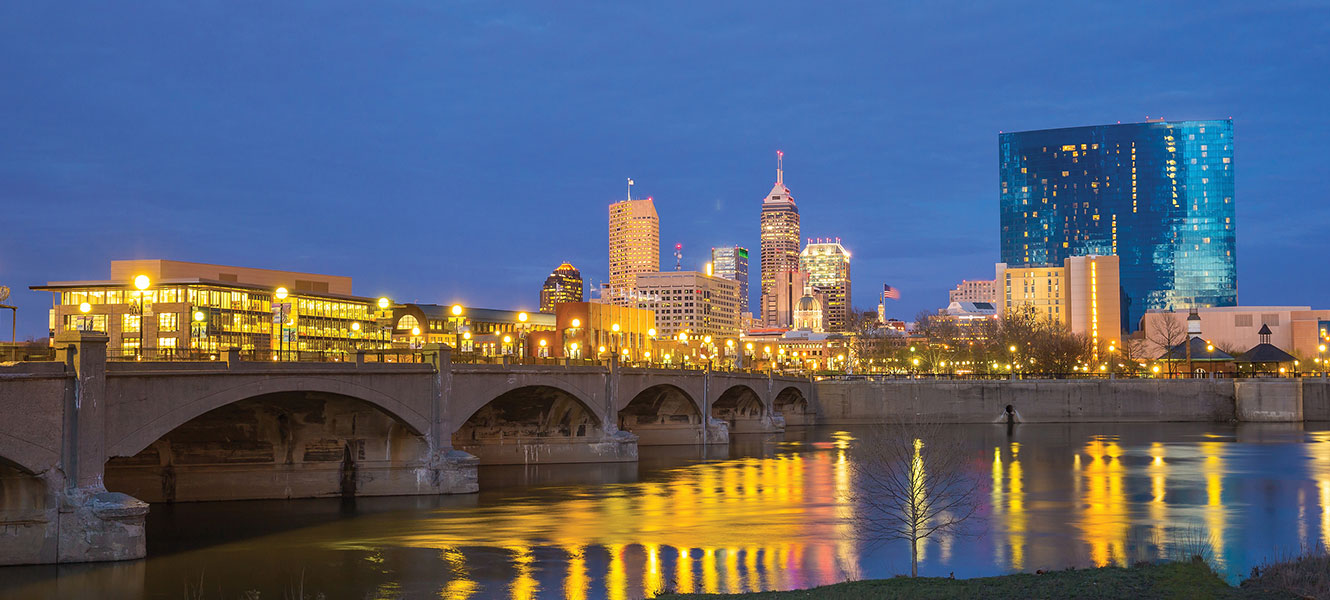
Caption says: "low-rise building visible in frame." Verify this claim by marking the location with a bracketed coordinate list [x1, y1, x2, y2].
[1139, 306, 1330, 359]
[33, 259, 386, 357]
[949, 279, 996, 304]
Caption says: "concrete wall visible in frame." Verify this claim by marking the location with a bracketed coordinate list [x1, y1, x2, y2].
[1234, 381, 1304, 422]
[813, 379, 1238, 424]
[1305, 380, 1330, 421]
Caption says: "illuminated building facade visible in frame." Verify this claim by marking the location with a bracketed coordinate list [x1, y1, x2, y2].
[632, 271, 740, 339]
[759, 153, 800, 326]
[761, 269, 808, 330]
[539, 262, 584, 312]
[1000, 119, 1237, 330]
[608, 195, 660, 303]
[799, 239, 851, 332]
[553, 302, 656, 361]
[35, 259, 386, 356]
[950, 279, 997, 304]
[1139, 305, 1330, 359]
[996, 254, 1122, 351]
[709, 246, 749, 315]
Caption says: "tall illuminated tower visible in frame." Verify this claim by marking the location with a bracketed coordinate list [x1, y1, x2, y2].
[608, 182, 660, 303]
[999, 119, 1236, 331]
[799, 238, 851, 332]
[759, 151, 800, 326]
[540, 262, 584, 312]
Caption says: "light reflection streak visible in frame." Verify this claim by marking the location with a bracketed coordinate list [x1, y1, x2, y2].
[1148, 442, 1168, 561]
[1200, 441, 1226, 569]
[1079, 436, 1126, 566]
[439, 547, 477, 600]
[674, 546, 693, 594]
[606, 544, 626, 600]
[507, 545, 538, 600]
[1007, 443, 1025, 571]
[562, 546, 587, 600]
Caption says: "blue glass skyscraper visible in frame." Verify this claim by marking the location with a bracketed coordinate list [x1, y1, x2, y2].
[999, 119, 1237, 331]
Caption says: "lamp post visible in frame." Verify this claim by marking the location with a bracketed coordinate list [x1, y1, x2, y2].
[192, 309, 206, 357]
[611, 322, 621, 361]
[1008, 344, 1018, 381]
[647, 327, 656, 367]
[517, 312, 529, 362]
[79, 302, 92, 332]
[131, 275, 151, 359]
[744, 342, 754, 370]
[1320, 344, 1327, 381]
[275, 287, 290, 360]
[350, 321, 361, 354]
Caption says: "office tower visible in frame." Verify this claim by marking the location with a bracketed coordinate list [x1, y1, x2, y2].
[539, 262, 584, 312]
[995, 254, 1122, 351]
[999, 119, 1236, 330]
[759, 151, 800, 326]
[632, 271, 740, 338]
[799, 238, 851, 332]
[608, 192, 660, 304]
[710, 246, 750, 314]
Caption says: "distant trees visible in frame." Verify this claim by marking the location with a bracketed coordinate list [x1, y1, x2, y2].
[850, 419, 983, 576]
[1144, 312, 1189, 377]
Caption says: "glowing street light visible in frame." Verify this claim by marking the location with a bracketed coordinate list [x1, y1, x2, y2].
[451, 304, 463, 316]
[378, 297, 390, 310]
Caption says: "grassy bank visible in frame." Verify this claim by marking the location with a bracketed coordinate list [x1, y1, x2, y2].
[657, 557, 1314, 600]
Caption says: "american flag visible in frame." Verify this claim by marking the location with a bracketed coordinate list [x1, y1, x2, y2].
[882, 284, 901, 300]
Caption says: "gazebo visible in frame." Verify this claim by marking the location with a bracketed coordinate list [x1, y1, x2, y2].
[1156, 309, 1235, 377]
[1158, 336, 1235, 377]
[1235, 324, 1298, 377]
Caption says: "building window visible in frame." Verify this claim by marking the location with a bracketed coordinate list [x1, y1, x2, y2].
[158, 312, 179, 332]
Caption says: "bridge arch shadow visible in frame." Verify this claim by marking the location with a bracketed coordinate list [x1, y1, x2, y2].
[104, 390, 433, 503]
[712, 384, 768, 434]
[617, 383, 711, 446]
[773, 386, 813, 425]
[453, 385, 634, 465]
[109, 375, 430, 460]
[0, 455, 49, 535]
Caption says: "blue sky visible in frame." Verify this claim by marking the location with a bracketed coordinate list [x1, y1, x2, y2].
[2, 2, 1327, 339]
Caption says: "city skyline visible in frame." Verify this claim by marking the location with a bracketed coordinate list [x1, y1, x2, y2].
[2, 3, 1328, 339]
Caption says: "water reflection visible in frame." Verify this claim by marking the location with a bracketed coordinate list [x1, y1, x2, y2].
[6, 423, 1330, 598]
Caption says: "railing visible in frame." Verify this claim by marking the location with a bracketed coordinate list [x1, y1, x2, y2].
[819, 370, 1311, 381]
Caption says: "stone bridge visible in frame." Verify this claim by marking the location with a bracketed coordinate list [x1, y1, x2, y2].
[0, 332, 813, 565]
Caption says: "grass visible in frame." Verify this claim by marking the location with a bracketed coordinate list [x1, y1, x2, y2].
[655, 558, 1301, 600]
[1242, 545, 1330, 599]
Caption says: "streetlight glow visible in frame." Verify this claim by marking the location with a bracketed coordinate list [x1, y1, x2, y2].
[571, 318, 581, 327]
[378, 297, 390, 310]
[647, 328, 655, 337]
[133, 275, 150, 290]
[611, 323, 620, 332]
[451, 304, 463, 316]
[79, 302, 92, 313]
[518, 312, 528, 323]
[351, 322, 360, 331]
[193, 311, 205, 322]
[275, 287, 288, 300]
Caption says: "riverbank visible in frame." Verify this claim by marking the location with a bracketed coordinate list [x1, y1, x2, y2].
[656, 557, 1315, 599]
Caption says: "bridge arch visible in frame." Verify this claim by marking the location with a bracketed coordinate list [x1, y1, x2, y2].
[711, 383, 766, 433]
[773, 385, 813, 425]
[0, 432, 58, 477]
[617, 383, 706, 445]
[453, 384, 632, 464]
[105, 389, 434, 503]
[108, 375, 431, 460]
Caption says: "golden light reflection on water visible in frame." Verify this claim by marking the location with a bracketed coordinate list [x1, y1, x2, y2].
[1079, 436, 1127, 566]
[324, 427, 1330, 599]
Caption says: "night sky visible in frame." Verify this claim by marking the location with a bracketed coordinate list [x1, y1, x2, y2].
[2, 2, 1327, 340]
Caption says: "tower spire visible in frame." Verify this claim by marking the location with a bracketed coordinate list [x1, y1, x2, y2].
[627, 177, 634, 201]
[776, 150, 784, 185]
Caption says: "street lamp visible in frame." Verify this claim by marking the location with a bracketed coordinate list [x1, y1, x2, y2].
[78, 302, 92, 332]
[350, 321, 361, 353]
[517, 312, 529, 360]
[132, 275, 151, 358]
[274, 287, 290, 360]
[192, 309, 206, 356]
[1320, 344, 1326, 380]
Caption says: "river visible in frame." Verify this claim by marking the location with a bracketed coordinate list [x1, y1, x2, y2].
[3, 422, 1329, 599]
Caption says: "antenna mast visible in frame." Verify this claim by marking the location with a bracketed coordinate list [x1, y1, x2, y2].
[776, 150, 784, 185]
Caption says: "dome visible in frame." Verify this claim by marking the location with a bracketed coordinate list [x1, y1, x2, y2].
[796, 294, 821, 312]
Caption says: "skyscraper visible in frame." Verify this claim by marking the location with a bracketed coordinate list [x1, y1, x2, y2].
[999, 119, 1236, 331]
[799, 238, 851, 332]
[608, 191, 660, 304]
[539, 262, 584, 312]
[709, 246, 749, 315]
[759, 151, 800, 326]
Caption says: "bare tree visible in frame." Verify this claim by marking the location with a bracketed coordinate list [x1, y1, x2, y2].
[849, 419, 983, 576]
[1144, 312, 1188, 376]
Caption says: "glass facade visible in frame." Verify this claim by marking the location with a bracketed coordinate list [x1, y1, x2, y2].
[709, 246, 749, 314]
[999, 120, 1236, 331]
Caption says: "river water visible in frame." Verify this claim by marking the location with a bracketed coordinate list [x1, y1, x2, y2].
[3, 422, 1330, 599]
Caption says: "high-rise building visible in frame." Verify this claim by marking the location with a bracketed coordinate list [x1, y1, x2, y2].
[710, 246, 749, 314]
[608, 193, 660, 304]
[632, 271, 740, 338]
[539, 262, 584, 312]
[999, 119, 1237, 330]
[759, 152, 800, 326]
[799, 238, 851, 332]
[996, 254, 1122, 352]
[761, 269, 808, 330]
[949, 279, 997, 304]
